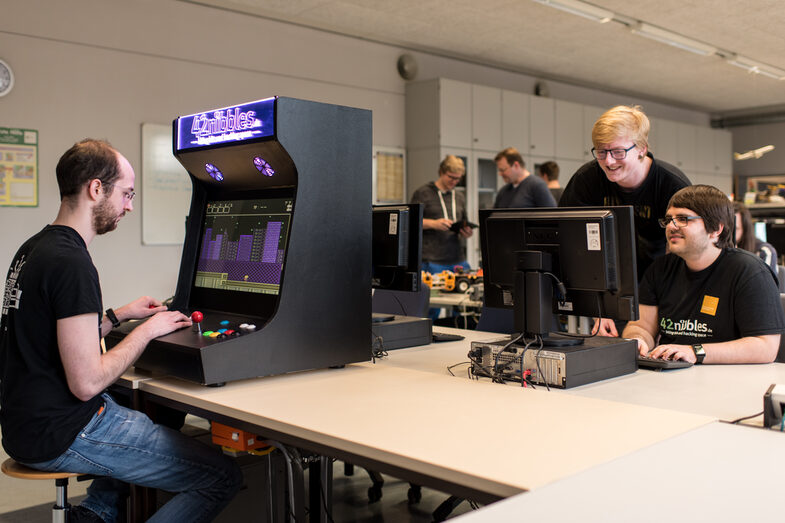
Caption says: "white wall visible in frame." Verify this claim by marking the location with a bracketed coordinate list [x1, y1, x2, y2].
[0, 0, 713, 306]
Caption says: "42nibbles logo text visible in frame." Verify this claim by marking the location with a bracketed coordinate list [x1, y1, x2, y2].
[659, 317, 711, 338]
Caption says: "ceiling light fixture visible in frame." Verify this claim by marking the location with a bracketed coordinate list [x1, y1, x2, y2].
[630, 23, 717, 56]
[726, 55, 785, 80]
[532, 0, 613, 24]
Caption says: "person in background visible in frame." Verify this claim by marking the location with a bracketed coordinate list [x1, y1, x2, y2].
[494, 147, 556, 208]
[410, 155, 474, 320]
[560, 105, 691, 336]
[622, 185, 782, 364]
[538, 160, 563, 203]
[734, 201, 779, 274]
[411, 155, 473, 276]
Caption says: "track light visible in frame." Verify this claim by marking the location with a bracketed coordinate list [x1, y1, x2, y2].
[630, 23, 717, 56]
[532, 0, 613, 24]
[726, 55, 785, 80]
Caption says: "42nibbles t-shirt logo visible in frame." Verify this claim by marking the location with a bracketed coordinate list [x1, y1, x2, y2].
[659, 295, 718, 339]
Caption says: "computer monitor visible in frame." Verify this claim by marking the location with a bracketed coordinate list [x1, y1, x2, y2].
[372, 204, 423, 292]
[189, 191, 294, 320]
[479, 206, 639, 345]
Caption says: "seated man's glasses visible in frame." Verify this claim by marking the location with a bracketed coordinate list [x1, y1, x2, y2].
[658, 215, 703, 228]
[591, 144, 636, 160]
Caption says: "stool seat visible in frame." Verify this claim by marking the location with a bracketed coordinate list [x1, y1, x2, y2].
[2, 458, 84, 480]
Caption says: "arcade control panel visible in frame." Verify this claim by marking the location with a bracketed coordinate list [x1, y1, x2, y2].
[106, 309, 264, 351]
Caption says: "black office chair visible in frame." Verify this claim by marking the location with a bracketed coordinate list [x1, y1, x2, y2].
[778, 266, 785, 293]
[372, 285, 430, 318]
[347, 285, 430, 503]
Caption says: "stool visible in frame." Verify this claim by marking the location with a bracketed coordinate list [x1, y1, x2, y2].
[2, 457, 88, 522]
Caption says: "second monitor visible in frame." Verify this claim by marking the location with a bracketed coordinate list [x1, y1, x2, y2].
[480, 205, 639, 342]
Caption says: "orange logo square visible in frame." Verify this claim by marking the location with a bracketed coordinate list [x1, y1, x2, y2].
[700, 295, 719, 316]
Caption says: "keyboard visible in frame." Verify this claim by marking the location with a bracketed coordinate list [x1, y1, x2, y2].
[637, 354, 693, 370]
[432, 331, 465, 343]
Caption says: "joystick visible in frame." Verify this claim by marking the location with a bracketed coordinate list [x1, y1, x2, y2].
[191, 311, 203, 334]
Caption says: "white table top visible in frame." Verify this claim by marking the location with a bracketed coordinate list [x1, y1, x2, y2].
[453, 421, 785, 522]
[139, 363, 711, 498]
[429, 292, 483, 308]
[377, 328, 784, 424]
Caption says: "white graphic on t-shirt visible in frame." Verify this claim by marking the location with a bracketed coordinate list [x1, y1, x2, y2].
[2, 256, 25, 316]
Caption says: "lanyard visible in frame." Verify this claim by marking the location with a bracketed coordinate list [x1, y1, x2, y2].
[437, 190, 456, 222]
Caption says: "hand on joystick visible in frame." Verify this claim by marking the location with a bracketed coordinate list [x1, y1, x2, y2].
[191, 311, 203, 333]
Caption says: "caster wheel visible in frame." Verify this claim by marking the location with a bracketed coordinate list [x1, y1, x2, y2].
[407, 486, 422, 504]
[368, 485, 382, 503]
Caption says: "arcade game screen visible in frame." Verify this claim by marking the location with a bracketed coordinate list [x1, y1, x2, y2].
[195, 197, 293, 295]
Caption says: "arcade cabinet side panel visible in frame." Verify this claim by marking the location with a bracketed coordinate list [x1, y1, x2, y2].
[201, 98, 373, 383]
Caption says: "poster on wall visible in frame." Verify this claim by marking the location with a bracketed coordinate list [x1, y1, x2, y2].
[0, 127, 38, 207]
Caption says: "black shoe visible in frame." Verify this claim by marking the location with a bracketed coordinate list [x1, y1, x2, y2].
[69, 505, 105, 523]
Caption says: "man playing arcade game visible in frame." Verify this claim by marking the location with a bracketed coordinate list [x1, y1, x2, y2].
[0, 139, 241, 522]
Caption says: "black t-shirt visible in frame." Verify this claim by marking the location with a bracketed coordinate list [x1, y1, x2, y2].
[639, 249, 784, 346]
[410, 182, 467, 264]
[0, 225, 103, 463]
[560, 154, 690, 280]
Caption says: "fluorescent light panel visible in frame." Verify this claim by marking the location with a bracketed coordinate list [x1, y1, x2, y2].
[631, 22, 717, 56]
[532, 0, 613, 24]
[727, 55, 785, 80]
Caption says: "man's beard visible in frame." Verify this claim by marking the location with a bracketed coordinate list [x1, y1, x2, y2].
[93, 196, 119, 235]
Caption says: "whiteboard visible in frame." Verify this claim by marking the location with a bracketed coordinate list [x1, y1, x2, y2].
[141, 123, 192, 245]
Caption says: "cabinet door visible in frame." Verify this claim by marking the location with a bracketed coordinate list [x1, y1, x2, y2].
[582, 105, 604, 162]
[439, 79, 472, 148]
[714, 129, 732, 175]
[695, 127, 715, 174]
[502, 89, 530, 154]
[555, 100, 584, 161]
[529, 96, 555, 158]
[651, 118, 678, 165]
[676, 123, 697, 172]
[471, 85, 502, 151]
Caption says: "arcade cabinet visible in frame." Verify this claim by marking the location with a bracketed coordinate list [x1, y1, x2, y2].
[107, 97, 372, 385]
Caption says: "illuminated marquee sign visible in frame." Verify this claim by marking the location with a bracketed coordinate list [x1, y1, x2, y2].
[176, 98, 276, 151]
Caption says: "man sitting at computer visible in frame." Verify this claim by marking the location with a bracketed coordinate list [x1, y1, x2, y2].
[622, 184, 784, 364]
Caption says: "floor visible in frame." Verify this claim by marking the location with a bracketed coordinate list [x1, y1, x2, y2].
[0, 417, 478, 522]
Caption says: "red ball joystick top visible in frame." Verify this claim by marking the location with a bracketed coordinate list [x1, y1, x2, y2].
[191, 311, 203, 324]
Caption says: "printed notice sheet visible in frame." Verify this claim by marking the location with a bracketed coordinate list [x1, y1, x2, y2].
[0, 127, 38, 207]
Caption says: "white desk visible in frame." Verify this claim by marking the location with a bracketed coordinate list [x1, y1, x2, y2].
[138, 363, 711, 502]
[453, 422, 785, 522]
[375, 329, 785, 424]
[429, 292, 483, 309]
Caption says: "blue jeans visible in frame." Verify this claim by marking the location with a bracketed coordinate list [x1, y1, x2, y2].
[23, 393, 242, 523]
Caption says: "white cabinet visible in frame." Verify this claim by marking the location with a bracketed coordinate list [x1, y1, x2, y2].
[529, 96, 555, 158]
[555, 100, 584, 161]
[501, 89, 530, 157]
[714, 130, 732, 175]
[471, 85, 502, 151]
[650, 118, 678, 164]
[439, 79, 472, 148]
[676, 122, 697, 173]
[695, 126, 715, 174]
[582, 105, 604, 162]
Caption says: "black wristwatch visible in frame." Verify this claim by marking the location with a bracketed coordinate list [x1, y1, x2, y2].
[105, 308, 121, 329]
[691, 343, 706, 364]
